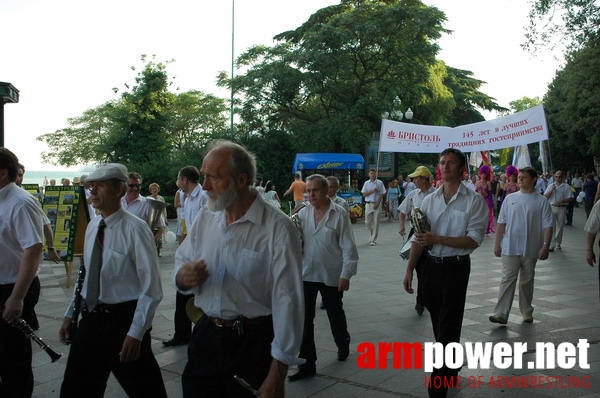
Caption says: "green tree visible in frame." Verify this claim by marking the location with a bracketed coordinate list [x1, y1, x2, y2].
[107, 56, 173, 165]
[37, 56, 229, 199]
[221, 0, 451, 156]
[543, 38, 600, 172]
[221, 0, 505, 179]
[508, 96, 542, 113]
[525, 0, 600, 54]
[443, 66, 508, 126]
[37, 102, 116, 167]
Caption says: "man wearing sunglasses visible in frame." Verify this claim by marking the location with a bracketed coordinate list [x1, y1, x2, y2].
[121, 172, 165, 246]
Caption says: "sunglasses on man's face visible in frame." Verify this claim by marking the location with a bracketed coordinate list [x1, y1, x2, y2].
[127, 184, 141, 188]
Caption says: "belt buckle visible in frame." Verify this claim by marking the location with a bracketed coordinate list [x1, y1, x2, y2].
[213, 317, 225, 327]
[434, 256, 443, 264]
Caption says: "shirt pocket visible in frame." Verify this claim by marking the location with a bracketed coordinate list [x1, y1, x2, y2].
[320, 224, 337, 246]
[232, 249, 269, 284]
[101, 248, 129, 280]
[445, 209, 469, 236]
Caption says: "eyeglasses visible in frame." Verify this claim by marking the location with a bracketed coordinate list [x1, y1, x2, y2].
[127, 184, 141, 188]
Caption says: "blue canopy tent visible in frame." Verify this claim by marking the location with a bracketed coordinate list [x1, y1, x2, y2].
[292, 154, 365, 212]
[292, 153, 366, 175]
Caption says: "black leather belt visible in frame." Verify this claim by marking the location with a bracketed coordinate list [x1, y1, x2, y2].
[82, 300, 137, 314]
[429, 254, 470, 264]
[365, 201, 377, 203]
[207, 315, 271, 328]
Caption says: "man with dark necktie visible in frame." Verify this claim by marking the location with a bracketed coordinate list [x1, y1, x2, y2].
[58, 163, 166, 398]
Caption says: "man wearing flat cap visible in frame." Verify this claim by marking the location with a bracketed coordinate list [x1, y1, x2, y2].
[59, 163, 167, 397]
[398, 165, 435, 315]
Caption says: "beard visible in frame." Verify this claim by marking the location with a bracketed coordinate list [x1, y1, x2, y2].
[206, 181, 238, 211]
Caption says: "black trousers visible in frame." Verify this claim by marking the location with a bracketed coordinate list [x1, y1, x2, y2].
[566, 196, 575, 224]
[407, 227, 427, 308]
[182, 315, 274, 397]
[0, 276, 40, 398]
[299, 281, 350, 368]
[60, 301, 167, 398]
[424, 255, 470, 398]
[173, 291, 193, 342]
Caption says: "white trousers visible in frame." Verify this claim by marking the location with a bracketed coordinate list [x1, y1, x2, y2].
[493, 255, 538, 319]
[551, 206, 567, 247]
[364, 203, 380, 243]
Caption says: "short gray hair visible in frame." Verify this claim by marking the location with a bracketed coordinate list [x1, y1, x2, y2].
[207, 140, 256, 188]
[326, 176, 340, 187]
[306, 174, 328, 189]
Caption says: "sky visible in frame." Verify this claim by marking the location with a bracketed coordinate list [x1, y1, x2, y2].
[1, 0, 563, 171]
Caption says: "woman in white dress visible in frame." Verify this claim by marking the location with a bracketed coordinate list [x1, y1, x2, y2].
[263, 180, 281, 208]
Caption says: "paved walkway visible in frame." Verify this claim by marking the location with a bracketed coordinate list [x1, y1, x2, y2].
[31, 206, 600, 397]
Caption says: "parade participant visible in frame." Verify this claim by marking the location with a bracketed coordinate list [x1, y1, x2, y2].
[398, 165, 435, 316]
[163, 166, 206, 348]
[59, 163, 166, 398]
[403, 148, 487, 398]
[0, 148, 44, 398]
[288, 174, 358, 381]
[173, 140, 304, 397]
[121, 172, 166, 245]
[326, 176, 349, 214]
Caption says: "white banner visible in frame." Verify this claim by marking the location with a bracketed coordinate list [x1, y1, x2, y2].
[378, 104, 548, 153]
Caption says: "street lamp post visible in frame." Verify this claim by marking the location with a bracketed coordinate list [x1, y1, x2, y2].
[230, 0, 235, 140]
[382, 96, 413, 122]
[0, 82, 20, 148]
[380, 97, 414, 178]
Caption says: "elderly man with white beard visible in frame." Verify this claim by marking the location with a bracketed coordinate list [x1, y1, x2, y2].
[172, 140, 305, 398]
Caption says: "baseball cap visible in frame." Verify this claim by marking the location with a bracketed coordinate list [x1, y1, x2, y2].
[408, 166, 432, 178]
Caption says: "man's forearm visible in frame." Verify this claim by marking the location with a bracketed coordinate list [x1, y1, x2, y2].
[587, 232, 596, 251]
[12, 244, 43, 301]
[268, 358, 288, 379]
[43, 224, 55, 247]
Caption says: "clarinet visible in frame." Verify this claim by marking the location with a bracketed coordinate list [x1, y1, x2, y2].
[11, 318, 62, 362]
[67, 257, 86, 344]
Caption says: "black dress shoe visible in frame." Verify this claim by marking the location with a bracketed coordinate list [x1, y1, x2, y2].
[287, 367, 316, 381]
[162, 337, 189, 347]
[337, 346, 350, 361]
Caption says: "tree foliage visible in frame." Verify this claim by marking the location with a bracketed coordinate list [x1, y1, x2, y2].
[37, 56, 229, 197]
[525, 0, 600, 54]
[543, 37, 600, 172]
[220, 0, 505, 178]
[39, 2, 512, 199]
